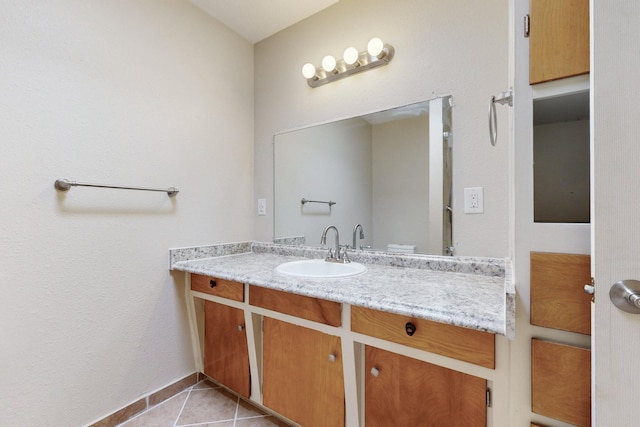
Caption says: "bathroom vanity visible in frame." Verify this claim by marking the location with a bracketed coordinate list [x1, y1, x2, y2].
[170, 242, 514, 427]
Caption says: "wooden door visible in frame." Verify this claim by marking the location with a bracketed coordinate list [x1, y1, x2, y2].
[263, 317, 345, 427]
[592, 2, 640, 424]
[203, 301, 250, 397]
[529, 0, 589, 84]
[365, 346, 486, 426]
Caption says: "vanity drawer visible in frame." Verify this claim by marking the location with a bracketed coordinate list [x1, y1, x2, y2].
[191, 274, 244, 302]
[249, 286, 341, 327]
[351, 306, 495, 369]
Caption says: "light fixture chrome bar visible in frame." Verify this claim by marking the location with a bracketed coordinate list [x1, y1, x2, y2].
[306, 48, 395, 88]
[54, 178, 179, 197]
[301, 198, 336, 206]
[303, 38, 395, 88]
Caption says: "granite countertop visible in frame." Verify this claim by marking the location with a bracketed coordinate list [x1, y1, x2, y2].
[170, 242, 515, 339]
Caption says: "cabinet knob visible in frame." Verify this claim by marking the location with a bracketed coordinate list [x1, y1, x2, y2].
[405, 322, 417, 336]
[209, 279, 217, 288]
[328, 353, 337, 362]
[370, 367, 380, 377]
[237, 325, 245, 332]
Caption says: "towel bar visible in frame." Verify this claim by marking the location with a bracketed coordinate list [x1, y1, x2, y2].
[301, 198, 335, 207]
[54, 179, 179, 197]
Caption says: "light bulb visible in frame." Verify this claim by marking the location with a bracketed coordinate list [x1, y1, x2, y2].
[343, 47, 359, 65]
[301, 63, 316, 79]
[367, 37, 385, 58]
[322, 55, 337, 72]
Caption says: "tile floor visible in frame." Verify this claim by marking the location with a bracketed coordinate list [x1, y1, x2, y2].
[119, 379, 291, 427]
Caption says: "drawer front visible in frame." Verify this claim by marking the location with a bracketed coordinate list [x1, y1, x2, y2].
[351, 306, 495, 369]
[191, 274, 244, 302]
[249, 286, 341, 327]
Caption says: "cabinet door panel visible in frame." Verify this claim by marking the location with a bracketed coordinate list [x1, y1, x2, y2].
[263, 317, 344, 427]
[365, 346, 486, 427]
[204, 301, 250, 398]
[530, 252, 591, 334]
[530, 0, 589, 84]
[531, 339, 591, 426]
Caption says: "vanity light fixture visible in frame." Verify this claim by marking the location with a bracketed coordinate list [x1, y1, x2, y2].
[301, 37, 395, 88]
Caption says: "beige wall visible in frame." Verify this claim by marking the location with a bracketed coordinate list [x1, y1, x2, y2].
[0, 1, 254, 425]
[254, 0, 510, 257]
[371, 117, 430, 252]
[533, 120, 590, 223]
[274, 119, 373, 245]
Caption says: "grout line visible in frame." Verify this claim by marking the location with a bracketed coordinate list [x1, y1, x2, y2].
[173, 386, 193, 427]
[117, 390, 190, 426]
[232, 394, 240, 427]
[177, 420, 236, 427]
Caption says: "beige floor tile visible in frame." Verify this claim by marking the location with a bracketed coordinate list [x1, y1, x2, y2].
[191, 423, 235, 427]
[119, 391, 188, 427]
[236, 398, 269, 419]
[235, 416, 292, 427]
[176, 387, 238, 425]
[192, 379, 218, 390]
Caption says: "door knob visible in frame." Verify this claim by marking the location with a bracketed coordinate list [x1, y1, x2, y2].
[609, 280, 640, 314]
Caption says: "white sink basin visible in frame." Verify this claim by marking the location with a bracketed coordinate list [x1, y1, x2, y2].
[275, 259, 367, 278]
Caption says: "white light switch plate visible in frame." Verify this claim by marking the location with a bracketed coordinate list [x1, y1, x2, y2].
[257, 198, 266, 216]
[464, 187, 484, 213]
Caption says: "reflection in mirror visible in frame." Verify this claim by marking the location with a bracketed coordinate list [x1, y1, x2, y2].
[533, 91, 590, 223]
[274, 97, 453, 256]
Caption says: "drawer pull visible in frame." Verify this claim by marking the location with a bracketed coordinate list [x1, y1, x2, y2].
[370, 367, 380, 377]
[405, 322, 417, 336]
[328, 353, 337, 363]
[237, 325, 245, 332]
[209, 279, 217, 288]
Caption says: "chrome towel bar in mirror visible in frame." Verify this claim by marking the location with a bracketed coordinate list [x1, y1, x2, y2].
[301, 198, 336, 207]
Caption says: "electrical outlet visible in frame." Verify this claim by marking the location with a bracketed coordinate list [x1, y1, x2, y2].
[464, 187, 484, 213]
[257, 198, 266, 216]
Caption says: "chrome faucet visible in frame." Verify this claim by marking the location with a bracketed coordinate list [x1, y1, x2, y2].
[353, 224, 365, 249]
[320, 225, 349, 263]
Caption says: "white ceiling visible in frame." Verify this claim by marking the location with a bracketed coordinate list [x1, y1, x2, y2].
[188, 0, 339, 44]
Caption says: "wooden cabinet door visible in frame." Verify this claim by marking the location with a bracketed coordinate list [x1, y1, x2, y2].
[529, 0, 589, 84]
[263, 317, 345, 427]
[530, 252, 591, 334]
[531, 339, 591, 426]
[365, 346, 486, 427]
[204, 301, 250, 398]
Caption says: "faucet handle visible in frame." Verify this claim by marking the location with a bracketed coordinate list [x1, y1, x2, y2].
[339, 246, 351, 263]
[325, 248, 335, 261]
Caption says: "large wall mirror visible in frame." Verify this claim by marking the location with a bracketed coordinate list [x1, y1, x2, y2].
[273, 96, 453, 256]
